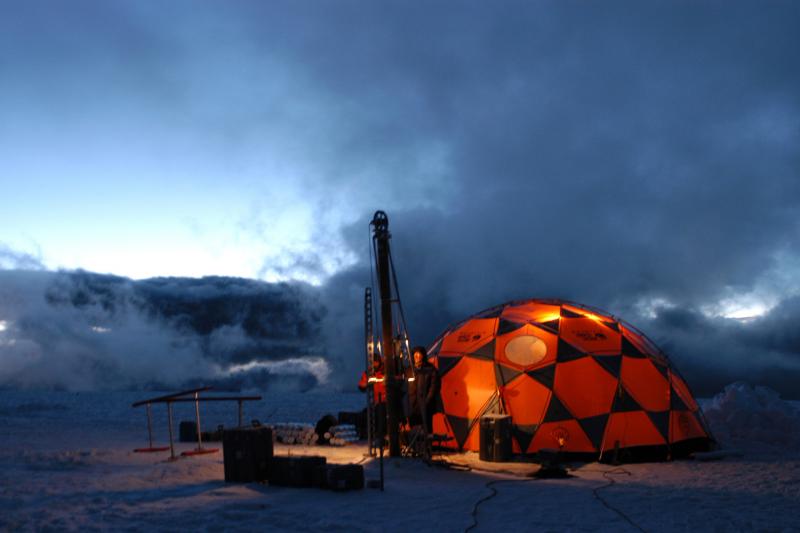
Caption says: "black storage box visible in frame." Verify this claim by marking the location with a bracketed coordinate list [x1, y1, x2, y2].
[180, 421, 197, 442]
[314, 464, 364, 491]
[479, 414, 512, 462]
[201, 425, 224, 442]
[270, 455, 326, 487]
[222, 426, 274, 483]
[337, 410, 367, 439]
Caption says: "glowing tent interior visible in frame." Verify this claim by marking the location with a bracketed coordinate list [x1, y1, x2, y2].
[428, 299, 714, 460]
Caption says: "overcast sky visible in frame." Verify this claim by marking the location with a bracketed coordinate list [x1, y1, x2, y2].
[1, 1, 799, 394]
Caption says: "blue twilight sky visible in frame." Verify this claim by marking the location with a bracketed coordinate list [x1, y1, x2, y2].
[1, 1, 452, 283]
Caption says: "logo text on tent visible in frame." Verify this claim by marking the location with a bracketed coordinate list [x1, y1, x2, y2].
[573, 331, 608, 341]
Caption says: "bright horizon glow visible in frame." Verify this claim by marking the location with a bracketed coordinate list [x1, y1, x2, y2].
[223, 357, 331, 384]
[720, 304, 770, 320]
[704, 295, 774, 321]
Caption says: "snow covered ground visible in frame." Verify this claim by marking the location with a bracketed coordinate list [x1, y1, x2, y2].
[1, 383, 799, 532]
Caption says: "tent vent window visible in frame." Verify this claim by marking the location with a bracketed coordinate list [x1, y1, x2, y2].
[505, 335, 547, 366]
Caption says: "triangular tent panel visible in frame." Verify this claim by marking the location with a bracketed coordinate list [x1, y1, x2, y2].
[593, 354, 622, 379]
[611, 386, 643, 413]
[620, 357, 670, 411]
[553, 357, 617, 419]
[536, 319, 560, 334]
[647, 410, 671, 443]
[542, 392, 573, 423]
[621, 334, 647, 358]
[578, 414, 609, 450]
[603, 411, 667, 449]
[526, 364, 556, 390]
[559, 316, 622, 354]
[531, 419, 596, 453]
[435, 355, 463, 378]
[446, 414, 471, 450]
[441, 318, 498, 356]
[560, 307, 584, 319]
[512, 424, 538, 454]
[556, 338, 587, 363]
[469, 338, 496, 360]
[495, 363, 523, 386]
[496, 318, 525, 337]
[503, 375, 550, 426]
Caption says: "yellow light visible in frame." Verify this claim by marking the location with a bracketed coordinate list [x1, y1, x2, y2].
[584, 312, 604, 323]
[538, 313, 561, 323]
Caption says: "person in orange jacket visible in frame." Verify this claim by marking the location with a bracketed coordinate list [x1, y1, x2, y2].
[359, 357, 386, 439]
[358, 357, 386, 404]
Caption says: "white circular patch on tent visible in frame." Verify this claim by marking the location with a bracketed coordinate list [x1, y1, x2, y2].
[504, 335, 547, 366]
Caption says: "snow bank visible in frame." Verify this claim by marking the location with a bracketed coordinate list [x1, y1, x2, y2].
[703, 381, 800, 451]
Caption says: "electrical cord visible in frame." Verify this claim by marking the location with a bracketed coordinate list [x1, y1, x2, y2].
[587, 467, 647, 533]
[454, 459, 645, 533]
[464, 478, 534, 533]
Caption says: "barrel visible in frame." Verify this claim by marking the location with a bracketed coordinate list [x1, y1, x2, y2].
[479, 414, 512, 462]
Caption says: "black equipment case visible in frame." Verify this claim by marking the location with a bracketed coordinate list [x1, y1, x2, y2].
[222, 426, 274, 482]
[269, 455, 326, 487]
[479, 414, 512, 462]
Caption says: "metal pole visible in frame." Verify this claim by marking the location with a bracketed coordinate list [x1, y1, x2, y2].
[146, 403, 154, 449]
[194, 392, 203, 449]
[372, 210, 401, 457]
[167, 401, 175, 460]
[379, 441, 385, 492]
[238, 399, 243, 427]
[365, 287, 375, 457]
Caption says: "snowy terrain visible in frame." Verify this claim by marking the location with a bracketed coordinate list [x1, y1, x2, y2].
[1, 383, 798, 532]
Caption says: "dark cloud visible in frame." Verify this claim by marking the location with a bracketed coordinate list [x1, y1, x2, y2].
[2, 2, 799, 396]
[0, 270, 324, 391]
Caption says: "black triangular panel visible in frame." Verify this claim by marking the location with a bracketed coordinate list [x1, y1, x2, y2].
[446, 414, 471, 451]
[670, 388, 689, 411]
[496, 318, 524, 336]
[543, 393, 573, 422]
[612, 386, 643, 413]
[578, 414, 608, 450]
[647, 411, 670, 443]
[495, 364, 523, 386]
[436, 356, 462, 377]
[653, 361, 670, 380]
[621, 335, 646, 358]
[469, 339, 496, 360]
[557, 338, 586, 362]
[696, 411, 713, 437]
[526, 364, 555, 390]
[603, 321, 620, 332]
[560, 307, 584, 319]
[474, 306, 504, 318]
[534, 319, 560, 335]
[513, 424, 538, 453]
[593, 355, 621, 378]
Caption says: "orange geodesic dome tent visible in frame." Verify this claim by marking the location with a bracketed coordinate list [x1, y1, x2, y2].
[429, 299, 714, 459]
